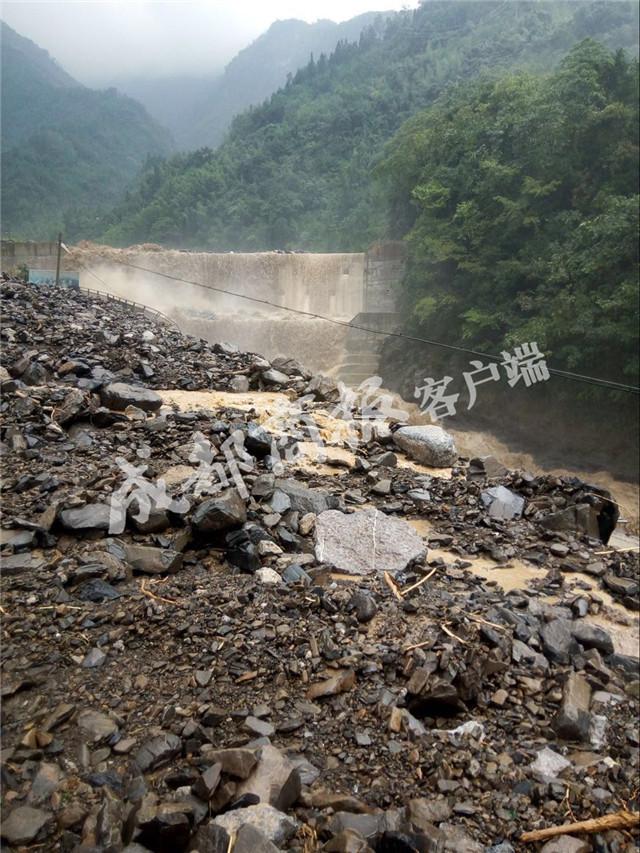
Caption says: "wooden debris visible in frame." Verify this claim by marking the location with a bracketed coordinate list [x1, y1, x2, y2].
[520, 810, 640, 842]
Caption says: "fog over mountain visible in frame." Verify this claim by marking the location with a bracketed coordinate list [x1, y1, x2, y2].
[0, 0, 415, 85]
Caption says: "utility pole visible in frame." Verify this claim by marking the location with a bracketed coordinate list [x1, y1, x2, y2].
[55, 232, 62, 287]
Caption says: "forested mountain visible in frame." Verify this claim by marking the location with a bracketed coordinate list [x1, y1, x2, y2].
[114, 13, 387, 151]
[380, 39, 639, 385]
[187, 13, 389, 151]
[99, 0, 639, 252]
[0, 22, 172, 239]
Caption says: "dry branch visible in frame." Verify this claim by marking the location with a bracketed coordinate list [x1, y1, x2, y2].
[520, 810, 639, 842]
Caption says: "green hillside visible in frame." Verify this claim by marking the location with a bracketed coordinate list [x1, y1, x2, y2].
[0, 22, 172, 239]
[100, 0, 639, 252]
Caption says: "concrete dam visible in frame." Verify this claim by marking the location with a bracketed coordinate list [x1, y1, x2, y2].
[2, 241, 405, 382]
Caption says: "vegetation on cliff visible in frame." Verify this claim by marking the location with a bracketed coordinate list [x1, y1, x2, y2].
[0, 22, 172, 239]
[98, 1, 639, 252]
[379, 39, 639, 384]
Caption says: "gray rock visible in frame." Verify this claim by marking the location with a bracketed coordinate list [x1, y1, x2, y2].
[134, 732, 182, 771]
[77, 709, 118, 742]
[282, 564, 312, 585]
[59, 503, 111, 531]
[252, 474, 275, 498]
[540, 837, 591, 853]
[187, 822, 230, 853]
[315, 508, 426, 576]
[480, 485, 525, 520]
[270, 489, 292, 514]
[529, 747, 572, 780]
[192, 489, 247, 532]
[511, 639, 550, 671]
[393, 425, 457, 467]
[304, 374, 340, 402]
[233, 823, 279, 853]
[82, 647, 107, 668]
[553, 672, 592, 741]
[407, 797, 452, 830]
[351, 590, 378, 623]
[1, 552, 45, 576]
[230, 376, 250, 393]
[213, 804, 298, 845]
[0, 806, 53, 845]
[244, 716, 276, 737]
[539, 504, 600, 539]
[124, 543, 183, 575]
[271, 356, 311, 378]
[56, 388, 87, 425]
[540, 619, 580, 664]
[468, 455, 508, 480]
[192, 763, 222, 801]
[439, 823, 484, 853]
[206, 748, 258, 779]
[261, 368, 290, 386]
[604, 573, 639, 597]
[571, 621, 614, 655]
[327, 810, 403, 841]
[407, 489, 431, 503]
[274, 478, 337, 515]
[74, 578, 121, 602]
[22, 361, 49, 385]
[237, 744, 301, 810]
[100, 382, 162, 412]
[27, 763, 62, 805]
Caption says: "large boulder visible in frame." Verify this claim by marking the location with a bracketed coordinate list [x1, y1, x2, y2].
[304, 374, 340, 402]
[124, 544, 183, 575]
[236, 745, 302, 810]
[192, 489, 247, 533]
[315, 508, 426, 575]
[212, 805, 298, 846]
[539, 504, 600, 540]
[481, 485, 525, 520]
[100, 382, 162, 413]
[274, 478, 338, 515]
[58, 504, 111, 531]
[392, 425, 457, 467]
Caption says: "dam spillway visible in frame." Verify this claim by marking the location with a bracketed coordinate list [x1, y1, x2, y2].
[2, 241, 404, 380]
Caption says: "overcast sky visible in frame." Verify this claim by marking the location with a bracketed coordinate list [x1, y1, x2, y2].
[2, 0, 418, 84]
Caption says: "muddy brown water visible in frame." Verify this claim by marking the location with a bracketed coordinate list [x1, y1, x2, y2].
[157, 389, 639, 657]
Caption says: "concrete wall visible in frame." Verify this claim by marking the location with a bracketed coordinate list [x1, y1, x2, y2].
[3, 241, 405, 377]
[1, 240, 64, 273]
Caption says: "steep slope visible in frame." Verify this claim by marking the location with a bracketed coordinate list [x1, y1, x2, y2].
[0, 22, 172, 239]
[109, 73, 221, 150]
[113, 13, 387, 150]
[100, 0, 639, 252]
[188, 13, 389, 150]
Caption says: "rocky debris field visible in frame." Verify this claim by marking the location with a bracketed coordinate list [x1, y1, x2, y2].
[1, 280, 639, 853]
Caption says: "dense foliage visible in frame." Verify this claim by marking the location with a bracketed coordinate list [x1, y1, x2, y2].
[100, 0, 638, 251]
[379, 39, 639, 383]
[0, 22, 172, 239]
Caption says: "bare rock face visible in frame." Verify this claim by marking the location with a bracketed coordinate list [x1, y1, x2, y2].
[315, 508, 426, 575]
[392, 425, 457, 467]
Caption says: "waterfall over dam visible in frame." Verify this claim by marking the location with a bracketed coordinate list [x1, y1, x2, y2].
[2, 241, 404, 380]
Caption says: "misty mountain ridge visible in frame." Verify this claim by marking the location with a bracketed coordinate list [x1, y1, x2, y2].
[113, 12, 391, 150]
[0, 21, 172, 238]
[100, 0, 639, 252]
